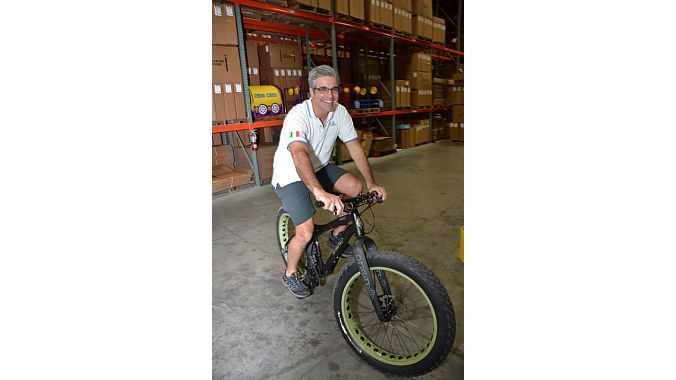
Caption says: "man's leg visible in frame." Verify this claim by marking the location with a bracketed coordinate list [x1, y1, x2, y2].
[331, 172, 362, 236]
[274, 181, 315, 298]
[285, 218, 313, 276]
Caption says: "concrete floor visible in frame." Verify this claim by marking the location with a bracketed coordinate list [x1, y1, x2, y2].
[213, 141, 464, 379]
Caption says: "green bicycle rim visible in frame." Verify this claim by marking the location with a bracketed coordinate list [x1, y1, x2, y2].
[277, 212, 305, 278]
[340, 267, 438, 366]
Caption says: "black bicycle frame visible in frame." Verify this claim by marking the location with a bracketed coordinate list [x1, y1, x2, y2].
[310, 206, 392, 321]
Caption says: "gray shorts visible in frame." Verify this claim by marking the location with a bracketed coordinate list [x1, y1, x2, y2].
[273, 164, 349, 225]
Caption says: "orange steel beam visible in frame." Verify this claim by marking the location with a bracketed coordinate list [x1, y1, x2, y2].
[212, 119, 284, 133]
[233, 0, 330, 23]
[243, 18, 328, 40]
[212, 107, 452, 133]
[350, 108, 448, 118]
[234, 0, 463, 56]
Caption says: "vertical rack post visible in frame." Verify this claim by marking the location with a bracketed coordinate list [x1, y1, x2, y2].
[235, 3, 261, 186]
[456, 0, 463, 64]
[330, 1, 343, 165]
[390, 35, 396, 145]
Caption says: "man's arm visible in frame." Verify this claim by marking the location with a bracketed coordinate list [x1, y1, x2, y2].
[344, 139, 388, 201]
[289, 142, 345, 215]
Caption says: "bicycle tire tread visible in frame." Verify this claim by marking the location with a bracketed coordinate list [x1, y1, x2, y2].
[333, 250, 456, 377]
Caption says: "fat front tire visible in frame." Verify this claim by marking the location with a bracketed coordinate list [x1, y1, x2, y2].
[333, 251, 456, 377]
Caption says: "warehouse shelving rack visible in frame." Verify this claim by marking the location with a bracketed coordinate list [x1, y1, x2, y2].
[213, 0, 464, 186]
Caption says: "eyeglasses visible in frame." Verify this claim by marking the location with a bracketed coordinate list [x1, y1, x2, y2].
[313, 86, 340, 94]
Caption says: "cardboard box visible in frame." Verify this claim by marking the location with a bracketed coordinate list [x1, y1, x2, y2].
[370, 136, 394, 153]
[433, 16, 446, 44]
[213, 46, 243, 83]
[212, 92, 217, 121]
[395, 127, 415, 149]
[288, 0, 316, 7]
[394, 7, 412, 35]
[403, 70, 432, 89]
[212, 132, 223, 146]
[447, 87, 464, 105]
[366, 0, 379, 24]
[317, 0, 331, 11]
[212, 165, 254, 192]
[393, 0, 412, 12]
[411, 89, 432, 107]
[411, 0, 432, 18]
[222, 83, 238, 120]
[213, 84, 226, 121]
[396, 52, 431, 74]
[380, 0, 393, 28]
[337, 0, 350, 15]
[258, 43, 303, 69]
[212, 3, 238, 46]
[349, 0, 364, 19]
[451, 105, 464, 123]
[233, 83, 247, 119]
[248, 66, 260, 86]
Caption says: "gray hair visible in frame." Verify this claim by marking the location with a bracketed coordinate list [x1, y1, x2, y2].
[308, 65, 340, 88]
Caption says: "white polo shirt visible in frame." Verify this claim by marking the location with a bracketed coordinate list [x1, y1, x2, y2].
[271, 99, 358, 188]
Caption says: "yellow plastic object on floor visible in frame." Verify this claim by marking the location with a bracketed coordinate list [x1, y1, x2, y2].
[459, 226, 464, 263]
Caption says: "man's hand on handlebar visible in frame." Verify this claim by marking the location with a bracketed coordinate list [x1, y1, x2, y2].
[315, 191, 344, 216]
[367, 184, 388, 202]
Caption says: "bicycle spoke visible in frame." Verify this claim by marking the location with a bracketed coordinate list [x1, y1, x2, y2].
[390, 321, 414, 356]
[392, 316, 428, 349]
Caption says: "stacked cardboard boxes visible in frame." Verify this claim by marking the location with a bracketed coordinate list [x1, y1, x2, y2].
[366, 0, 394, 28]
[432, 77, 446, 106]
[336, 0, 350, 16]
[213, 45, 247, 121]
[449, 122, 464, 142]
[432, 16, 446, 45]
[396, 52, 432, 107]
[336, 130, 375, 162]
[213, 3, 247, 122]
[414, 119, 430, 145]
[212, 145, 254, 192]
[212, 2, 237, 45]
[245, 40, 260, 86]
[395, 123, 415, 149]
[393, 5, 412, 35]
[412, 15, 433, 40]
[350, 0, 365, 19]
[409, 0, 432, 40]
[258, 42, 304, 112]
[382, 80, 411, 108]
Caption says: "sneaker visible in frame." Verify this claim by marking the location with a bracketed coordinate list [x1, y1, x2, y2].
[282, 271, 311, 299]
[329, 231, 353, 258]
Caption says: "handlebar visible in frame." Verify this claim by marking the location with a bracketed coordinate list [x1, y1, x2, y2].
[315, 191, 383, 213]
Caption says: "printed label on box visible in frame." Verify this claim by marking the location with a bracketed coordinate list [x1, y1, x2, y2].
[225, 84, 233, 93]
[214, 4, 222, 16]
[225, 4, 234, 16]
[214, 84, 222, 94]
[235, 83, 242, 92]
[265, 45, 269, 52]
[253, 67, 258, 75]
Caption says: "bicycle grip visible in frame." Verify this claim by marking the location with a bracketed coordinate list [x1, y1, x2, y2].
[315, 201, 324, 208]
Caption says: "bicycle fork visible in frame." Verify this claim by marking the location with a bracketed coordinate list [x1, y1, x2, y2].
[351, 213, 395, 322]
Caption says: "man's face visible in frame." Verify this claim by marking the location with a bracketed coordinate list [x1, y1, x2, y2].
[310, 76, 339, 115]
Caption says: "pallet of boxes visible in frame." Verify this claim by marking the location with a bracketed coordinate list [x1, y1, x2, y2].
[448, 70, 464, 142]
[212, 2, 255, 193]
[335, 129, 375, 162]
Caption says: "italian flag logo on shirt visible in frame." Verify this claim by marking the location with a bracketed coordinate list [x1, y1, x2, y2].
[289, 131, 300, 138]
